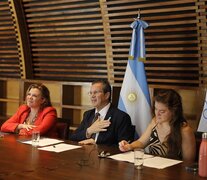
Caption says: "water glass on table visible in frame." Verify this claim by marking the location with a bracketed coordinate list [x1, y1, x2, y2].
[134, 148, 144, 169]
[32, 130, 40, 147]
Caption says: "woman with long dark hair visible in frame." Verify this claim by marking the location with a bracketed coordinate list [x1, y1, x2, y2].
[119, 89, 196, 162]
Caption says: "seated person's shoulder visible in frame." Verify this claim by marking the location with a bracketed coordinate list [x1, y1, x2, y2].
[150, 117, 157, 127]
[181, 121, 194, 135]
[43, 106, 57, 114]
[18, 104, 29, 112]
[20, 104, 28, 109]
[45, 106, 56, 110]
[83, 109, 94, 117]
[113, 109, 131, 121]
[115, 107, 130, 116]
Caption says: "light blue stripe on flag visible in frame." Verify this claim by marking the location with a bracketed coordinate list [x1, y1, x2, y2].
[118, 19, 152, 138]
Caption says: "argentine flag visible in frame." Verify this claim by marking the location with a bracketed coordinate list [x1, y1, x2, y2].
[118, 19, 152, 138]
[198, 91, 207, 132]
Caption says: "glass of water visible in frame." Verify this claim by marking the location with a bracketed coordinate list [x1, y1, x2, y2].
[134, 148, 144, 169]
[32, 130, 40, 147]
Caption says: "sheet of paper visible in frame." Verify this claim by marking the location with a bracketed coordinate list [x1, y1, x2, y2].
[38, 143, 82, 153]
[109, 151, 182, 169]
[20, 138, 64, 147]
[144, 156, 182, 169]
[0, 132, 9, 137]
[109, 151, 153, 163]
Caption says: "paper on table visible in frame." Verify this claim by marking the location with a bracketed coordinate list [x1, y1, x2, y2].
[144, 156, 182, 169]
[38, 143, 81, 153]
[109, 151, 153, 163]
[20, 138, 64, 147]
[109, 151, 182, 169]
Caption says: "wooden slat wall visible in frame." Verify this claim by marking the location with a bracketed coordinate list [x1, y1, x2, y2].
[0, 0, 207, 89]
[22, 0, 107, 82]
[0, 0, 21, 78]
[105, 0, 199, 88]
[198, 0, 207, 87]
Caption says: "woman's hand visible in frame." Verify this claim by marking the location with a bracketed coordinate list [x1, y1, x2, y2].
[119, 140, 132, 152]
[17, 124, 36, 131]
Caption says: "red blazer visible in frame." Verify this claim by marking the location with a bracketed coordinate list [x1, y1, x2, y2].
[1, 105, 57, 138]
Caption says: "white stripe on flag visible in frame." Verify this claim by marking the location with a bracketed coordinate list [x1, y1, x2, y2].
[118, 19, 151, 137]
[119, 62, 151, 136]
[198, 91, 207, 132]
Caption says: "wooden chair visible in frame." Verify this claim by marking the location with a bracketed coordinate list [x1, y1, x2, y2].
[56, 118, 70, 140]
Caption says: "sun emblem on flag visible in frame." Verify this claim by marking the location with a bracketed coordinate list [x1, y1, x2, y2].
[203, 109, 207, 120]
[202, 101, 207, 120]
[127, 93, 137, 102]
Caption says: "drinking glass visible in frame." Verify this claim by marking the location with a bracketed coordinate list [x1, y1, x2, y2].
[32, 130, 40, 147]
[134, 148, 144, 169]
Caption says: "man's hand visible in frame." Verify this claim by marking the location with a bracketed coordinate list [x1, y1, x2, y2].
[86, 117, 111, 138]
[79, 138, 96, 145]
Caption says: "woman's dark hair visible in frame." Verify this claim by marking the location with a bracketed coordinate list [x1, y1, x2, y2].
[153, 89, 186, 158]
[92, 79, 111, 101]
[25, 83, 52, 110]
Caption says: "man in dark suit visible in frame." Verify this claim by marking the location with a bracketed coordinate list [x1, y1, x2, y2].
[69, 79, 134, 145]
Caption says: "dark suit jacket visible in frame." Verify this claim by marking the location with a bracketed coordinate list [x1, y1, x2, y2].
[69, 105, 134, 145]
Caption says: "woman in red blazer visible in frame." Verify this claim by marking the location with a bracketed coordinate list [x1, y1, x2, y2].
[1, 84, 57, 138]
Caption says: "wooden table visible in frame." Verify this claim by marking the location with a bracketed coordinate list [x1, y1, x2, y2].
[0, 134, 202, 180]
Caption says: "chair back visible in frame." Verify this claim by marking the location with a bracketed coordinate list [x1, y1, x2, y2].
[56, 118, 70, 140]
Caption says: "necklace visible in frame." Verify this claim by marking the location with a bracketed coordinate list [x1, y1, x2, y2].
[26, 112, 38, 125]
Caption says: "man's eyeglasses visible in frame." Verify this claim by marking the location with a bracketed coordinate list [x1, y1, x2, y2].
[88, 90, 103, 96]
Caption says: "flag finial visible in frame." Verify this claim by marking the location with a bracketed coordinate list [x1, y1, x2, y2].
[134, 9, 141, 21]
